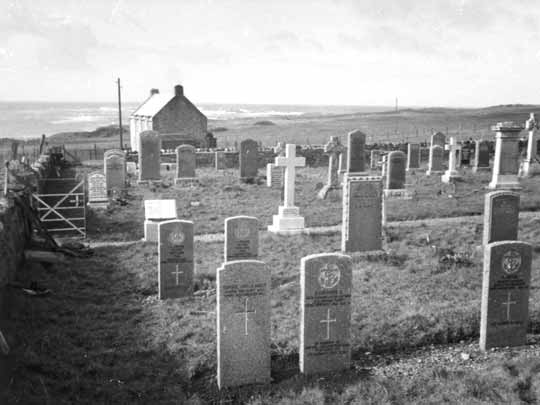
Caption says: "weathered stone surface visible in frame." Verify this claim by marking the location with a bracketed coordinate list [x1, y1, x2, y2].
[480, 241, 532, 350]
[225, 216, 259, 261]
[431, 132, 446, 148]
[385, 151, 406, 190]
[138, 130, 161, 181]
[347, 130, 366, 173]
[318, 136, 346, 199]
[474, 140, 490, 172]
[483, 191, 519, 246]
[217, 260, 271, 388]
[342, 175, 382, 252]
[158, 220, 194, 299]
[175, 144, 196, 178]
[240, 139, 258, 179]
[87, 172, 108, 208]
[104, 149, 126, 191]
[427, 145, 444, 174]
[489, 122, 522, 190]
[300, 253, 352, 375]
[406, 143, 420, 170]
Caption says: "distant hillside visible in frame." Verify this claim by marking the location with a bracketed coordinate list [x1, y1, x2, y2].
[48, 125, 129, 143]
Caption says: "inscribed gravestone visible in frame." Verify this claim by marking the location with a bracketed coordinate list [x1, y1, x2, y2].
[483, 191, 519, 246]
[144, 199, 177, 242]
[158, 220, 194, 299]
[87, 172, 108, 208]
[428, 145, 444, 174]
[406, 143, 420, 170]
[104, 149, 126, 191]
[432, 132, 446, 148]
[217, 260, 270, 388]
[342, 175, 382, 252]
[138, 130, 161, 181]
[300, 253, 352, 374]
[175, 144, 196, 179]
[480, 241, 532, 350]
[474, 140, 490, 172]
[347, 130, 366, 173]
[225, 216, 259, 261]
[385, 151, 406, 190]
[489, 122, 522, 189]
[240, 139, 258, 180]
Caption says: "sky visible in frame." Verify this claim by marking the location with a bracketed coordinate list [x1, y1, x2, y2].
[1, 0, 540, 106]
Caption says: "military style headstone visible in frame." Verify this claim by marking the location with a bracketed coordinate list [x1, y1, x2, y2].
[104, 149, 126, 192]
[427, 145, 444, 175]
[385, 151, 406, 190]
[480, 241, 532, 350]
[144, 199, 177, 242]
[520, 113, 539, 177]
[347, 130, 366, 173]
[138, 130, 161, 182]
[473, 140, 490, 172]
[488, 122, 522, 190]
[406, 143, 420, 171]
[217, 260, 271, 388]
[483, 191, 520, 246]
[342, 175, 382, 252]
[300, 253, 352, 375]
[318, 136, 346, 199]
[158, 220, 194, 299]
[224, 216, 259, 261]
[268, 144, 306, 234]
[175, 144, 196, 184]
[442, 137, 462, 183]
[240, 139, 258, 181]
[87, 172, 108, 209]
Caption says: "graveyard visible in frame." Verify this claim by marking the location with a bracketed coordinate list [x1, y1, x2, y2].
[3, 120, 540, 403]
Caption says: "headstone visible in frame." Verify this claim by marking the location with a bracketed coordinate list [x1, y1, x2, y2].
[318, 136, 346, 199]
[158, 220, 194, 299]
[240, 139, 258, 181]
[347, 130, 366, 173]
[224, 216, 259, 261]
[266, 163, 283, 188]
[175, 144, 196, 184]
[342, 175, 382, 252]
[385, 151, 406, 190]
[268, 144, 306, 234]
[442, 137, 462, 183]
[406, 143, 420, 171]
[427, 145, 444, 175]
[144, 199, 177, 242]
[104, 149, 126, 192]
[489, 122, 522, 190]
[215, 151, 226, 170]
[520, 113, 539, 177]
[432, 132, 446, 148]
[138, 130, 161, 182]
[87, 172, 108, 209]
[300, 253, 352, 374]
[483, 191, 519, 246]
[473, 140, 490, 172]
[480, 241, 532, 350]
[216, 260, 271, 388]
[126, 161, 137, 175]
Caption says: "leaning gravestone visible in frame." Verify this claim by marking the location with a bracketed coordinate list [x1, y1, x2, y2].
[158, 220, 194, 299]
[406, 143, 420, 171]
[224, 216, 259, 261]
[87, 172, 108, 209]
[385, 151, 406, 190]
[473, 140, 490, 172]
[480, 241, 532, 350]
[144, 199, 177, 242]
[175, 144, 196, 184]
[342, 175, 382, 252]
[483, 191, 520, 246]
[104, 149, 126, 192]
[138, 130, 161, 182]
[347, 130, 366, 173]
[240, 139, 258, 181]
[300, 253, 352, 374]
[216, 260, 271, 388]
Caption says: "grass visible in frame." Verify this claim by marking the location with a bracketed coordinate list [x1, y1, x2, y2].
[5, 214, 540, 403]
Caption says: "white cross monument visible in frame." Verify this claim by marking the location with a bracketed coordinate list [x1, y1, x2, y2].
[268, 143, 306, 234]
[520, 113, 539, 178]
[442, 137, 462, 183]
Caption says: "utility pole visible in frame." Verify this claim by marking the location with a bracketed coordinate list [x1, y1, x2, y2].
[117, 78, 123, 150]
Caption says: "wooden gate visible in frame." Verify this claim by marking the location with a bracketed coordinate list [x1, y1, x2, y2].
[32, 178, 86, 237]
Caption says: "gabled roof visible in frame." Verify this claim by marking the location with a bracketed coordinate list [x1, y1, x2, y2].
[131, 93, 173, 118]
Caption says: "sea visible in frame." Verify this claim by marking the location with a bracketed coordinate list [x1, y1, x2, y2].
[0, 101, 392, 140]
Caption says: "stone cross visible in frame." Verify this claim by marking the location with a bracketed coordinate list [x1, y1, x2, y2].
[275, 144, 305, 208]
[442, 137, 462, 183]
[318, 136, 346, 199]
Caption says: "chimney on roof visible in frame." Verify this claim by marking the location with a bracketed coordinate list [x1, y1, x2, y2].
[150, 88, 159, 96]
[174, 84, 184, 97]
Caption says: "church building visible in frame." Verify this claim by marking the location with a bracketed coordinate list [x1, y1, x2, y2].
[129, 84, 207, 152]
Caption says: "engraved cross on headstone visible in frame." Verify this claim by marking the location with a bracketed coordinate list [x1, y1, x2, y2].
[274, 144, 305, 208]
[320, 308, 337, 340]
[171, 264, 183, 286]
[501, 291, 517, 321]
[235, 297, 256, 336]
